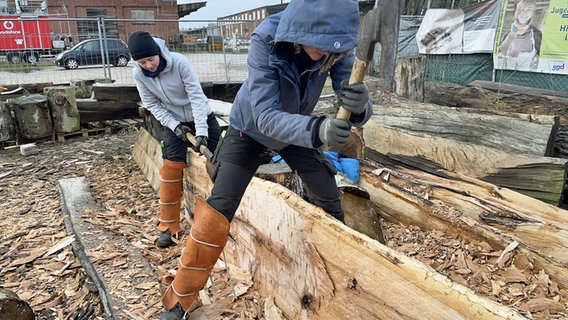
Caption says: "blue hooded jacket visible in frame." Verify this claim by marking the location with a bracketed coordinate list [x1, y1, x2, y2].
[229, 0, 372, 150]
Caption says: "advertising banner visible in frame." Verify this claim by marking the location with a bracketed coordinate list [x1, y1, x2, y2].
[494, 0, 568, 74]
[416, 0, 501, 54]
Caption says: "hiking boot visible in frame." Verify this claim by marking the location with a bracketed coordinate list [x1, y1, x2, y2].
[156, 229, 173, 248]
[159, 303, 186, 320]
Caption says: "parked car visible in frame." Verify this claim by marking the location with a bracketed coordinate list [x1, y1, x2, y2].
[54, 38, 131, 69]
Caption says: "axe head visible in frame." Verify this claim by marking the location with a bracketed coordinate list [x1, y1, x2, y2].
[355, 0, 401, 91]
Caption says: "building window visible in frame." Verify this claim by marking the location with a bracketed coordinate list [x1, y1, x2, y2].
[132, 10, 155, 24]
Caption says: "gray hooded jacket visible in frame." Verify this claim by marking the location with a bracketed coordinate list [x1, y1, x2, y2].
[229, 0, 372, 150]
[133, 38, 212, 137]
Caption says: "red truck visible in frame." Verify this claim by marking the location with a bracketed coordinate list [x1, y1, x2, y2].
[0, 15, 65, 64]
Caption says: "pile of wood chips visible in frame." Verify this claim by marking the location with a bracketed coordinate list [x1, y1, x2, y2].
[0, 130, 268, 319]
[383, 221, 567, 319]
[1, 126, 566, 319]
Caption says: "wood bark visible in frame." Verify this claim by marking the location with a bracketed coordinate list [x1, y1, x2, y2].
[133, 127, 527, 319]
[363, 116, 568, 205]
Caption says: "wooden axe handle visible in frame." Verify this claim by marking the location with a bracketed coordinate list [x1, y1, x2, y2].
[185, 132, 213, 162]
[337, 57, 369, 120]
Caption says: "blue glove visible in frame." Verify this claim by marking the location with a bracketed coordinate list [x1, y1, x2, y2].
[339, 80, 369, 115]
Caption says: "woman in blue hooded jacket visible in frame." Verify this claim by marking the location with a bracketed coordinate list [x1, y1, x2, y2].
[160, 0, 372, 318]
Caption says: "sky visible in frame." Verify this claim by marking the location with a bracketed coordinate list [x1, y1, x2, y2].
[178, 0, 288, 29]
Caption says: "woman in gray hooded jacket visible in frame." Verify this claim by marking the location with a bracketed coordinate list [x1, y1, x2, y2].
[128, 31, 222, 248]
[160, 0, 372, 318]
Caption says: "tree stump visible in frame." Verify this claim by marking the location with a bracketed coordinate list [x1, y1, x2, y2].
[394, 56, 426, 102]
[0, 288, 35, 320]
[0, 101, 16, 142]
[10, 93, 52, 140]
[44, 86, 80, 134]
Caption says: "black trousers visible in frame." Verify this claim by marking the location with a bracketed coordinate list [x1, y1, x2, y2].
[162, 112, 222, 163]
[207, 126, 344, 222]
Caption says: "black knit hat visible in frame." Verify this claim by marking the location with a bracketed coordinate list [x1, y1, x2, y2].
[128, 31, 160, 60]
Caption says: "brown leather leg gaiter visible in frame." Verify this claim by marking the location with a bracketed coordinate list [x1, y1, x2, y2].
[158, 159, 187, 235]
[162, 196, 230, 312]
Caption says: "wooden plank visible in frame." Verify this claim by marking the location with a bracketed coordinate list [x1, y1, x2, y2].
[363, 118, 568, 205]
[132, 128, 525, 319]
[59, 176, 160, 319]
[373, 102, 559, 157]
[132, 128, 162, 191]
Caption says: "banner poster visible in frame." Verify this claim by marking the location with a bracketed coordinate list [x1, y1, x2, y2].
[494, 0, 568, 74]
[416, 0, 501, 54]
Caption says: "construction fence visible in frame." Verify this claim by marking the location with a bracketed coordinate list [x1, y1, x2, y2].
[1, 16, 567, 94]
[0, 17, 254, 86]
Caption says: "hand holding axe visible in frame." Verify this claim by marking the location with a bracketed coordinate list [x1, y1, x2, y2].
[337, 0, 401, 121]
[185, 132, 217, 179]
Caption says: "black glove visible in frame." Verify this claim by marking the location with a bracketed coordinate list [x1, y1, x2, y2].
[194, 136, 208, 153]
[174, 124, 192, 144]
[318, 117, 352, 149]
[339, 80, 369, 115]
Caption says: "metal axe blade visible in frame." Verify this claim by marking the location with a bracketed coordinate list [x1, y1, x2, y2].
[337, 0, 401, 120]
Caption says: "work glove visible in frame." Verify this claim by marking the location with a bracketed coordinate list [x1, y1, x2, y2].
[194, 136, 208, 153]
[174, 124, 192, 144]
[318, 117, 352, 149]
[339, 80, 369, 115]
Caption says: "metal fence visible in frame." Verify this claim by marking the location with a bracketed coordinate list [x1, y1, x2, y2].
[0, 17, 254, 87]
[2, 16, 568, 94]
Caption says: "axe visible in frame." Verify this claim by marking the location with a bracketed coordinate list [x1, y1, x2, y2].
[185, 132, 216, 178]
[337, 0, 401, 120]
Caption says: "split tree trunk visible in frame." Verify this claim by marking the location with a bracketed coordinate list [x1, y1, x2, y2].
[362, 149, 568, 285]
[363, 107, 567, 205]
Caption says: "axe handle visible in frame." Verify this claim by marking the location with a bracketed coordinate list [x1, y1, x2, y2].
[185, 132, 213, 162]
[337, 57, 369, 120]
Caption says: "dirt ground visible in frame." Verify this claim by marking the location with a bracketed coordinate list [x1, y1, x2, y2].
[1, 79, 568, 319]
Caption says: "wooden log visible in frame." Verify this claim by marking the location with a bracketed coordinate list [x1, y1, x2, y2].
[0, 101, 16, 142]
[394, 56, 426, 102]
[44, 86, 80, 133]
[9, 93, 53, 140]
[92, 83, 140, 102]
[76, 99, 141, 123]
[132, 127, 527, 319]
[374, 99, 559, 157]
[0, 288, 35, 320]
[256, 161, 385, 243]
[363, 118, 568, 205]
[362, 150, 568, 285]
[425, 82, 568, 123]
